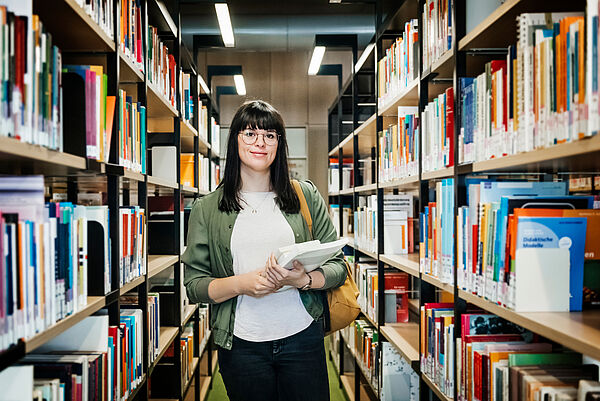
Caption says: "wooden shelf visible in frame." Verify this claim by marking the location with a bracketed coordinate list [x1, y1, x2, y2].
[421, 274, 454, 294]
[380, 323, 420, 369]
[354, 114, 377, 138]
[120, 275, 146, 295]
[340, 187, 354, 195]
[360, 308, 378, 328]
[354, 183, 378, 193]
[149, 326, 180, 372]
[458, 0, 581, 51]
[198, 135, 212, 156]
[181, 185, 198, 194]
[329, 132, 354, 157]
[148, 175, 179, 189]
[0, 136, 89, 175]
[181, 304, 199, 327]
[423, 49, 454, 80]
[33, 0, 115, 52]
[148, 255, 179, 278]
[422, 372, 452, 401]
[409, 298, 419, 314]
[328, 191, 340, 197]
[182, 357, 200, 397]
[355, 245, 378, 260]
[421, 166, 454, 180]
[379, 175, 419, 190]
[380, 254, 420, 277]
[379, 79, 420, 117]
[459, 290, 600, 361]
[25, 296, 106, 353]
[181, 119, 198, 137]
[470, 134, 600, 174]
[340, 374, 355, 401]
[147, 81, 179, 118]
[119, 52, 144, 83]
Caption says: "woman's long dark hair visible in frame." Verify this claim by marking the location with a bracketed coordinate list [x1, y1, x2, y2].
[218, 100, 300, 214]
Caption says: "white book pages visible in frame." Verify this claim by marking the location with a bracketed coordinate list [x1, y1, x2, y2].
[275, 238, 348, 271]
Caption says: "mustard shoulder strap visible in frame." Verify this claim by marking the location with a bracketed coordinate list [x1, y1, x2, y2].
[291, 179, 312, 234]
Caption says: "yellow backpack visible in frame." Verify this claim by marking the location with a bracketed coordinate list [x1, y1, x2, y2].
[291, 180, 360, 335]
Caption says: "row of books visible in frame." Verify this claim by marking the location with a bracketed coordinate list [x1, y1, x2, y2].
[0, 310, 144, 401]
[328, 158, 353, 192]
[180, 323, 195, 385]
[0, 176, 113, 353]
[383, 193, 415, 255]
[354, 195, 378, 253]
[330, 204, 352, 238]
[119, 0, 144, 74]
[377, 20, 419, 108]
[343, 319, 379, 392]
[198, 100, 209, 141]
[199, 155, 220, 192]
[378, 107, 419, 183]
[74, 0, 114, 39]
[422, 87, 455, 173]
[118, 207, 146, 288]
[147, 24, 176, 108]
[180, 72, 195, 124]
[355, 263, 410, 324]
[210, 117, 221, 155]
[63, 64, 116, 164]
[419, 178, 455, 284]
[118, 89, 146, 173]
[456, 180, 600, 312]
[421, 0, 453, 73]
[458, 12, 590, 165]
[0, 7, 63, 150]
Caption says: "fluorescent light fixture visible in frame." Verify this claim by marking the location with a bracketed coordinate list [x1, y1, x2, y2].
[342, 121, 354, 124]
[357, 102, 376, 107]
[198, 74, 210, 94]
[329, 0, 342, 3]
[234, 74, 246, 96]
[355, 43, 375, 73]
[308, 46, 326, 75]
[215, 3, 235, 47]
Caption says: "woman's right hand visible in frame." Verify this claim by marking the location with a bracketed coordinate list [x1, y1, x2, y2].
[237, 268, 279, 297]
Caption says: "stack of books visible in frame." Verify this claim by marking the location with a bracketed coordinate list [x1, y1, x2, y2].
[118, 89, 146, 173]
[421, 0, 453, 72]
[422, 88, 454, 173]
[354, 195, 378, 253]
[119, 0, 144, 74]
[378, 20, 419, 108]
[419, 178, 455, 284]
[456, 180, 600, 312]
[147, 24, 176, 107]
[378, 107, 419, 183]
[118, 207, 147, 287]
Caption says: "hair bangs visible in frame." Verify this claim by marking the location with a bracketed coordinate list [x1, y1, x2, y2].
[231, 101, 284, 135]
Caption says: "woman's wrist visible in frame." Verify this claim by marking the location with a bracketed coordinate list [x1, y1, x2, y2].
[297, 272, 311, 290]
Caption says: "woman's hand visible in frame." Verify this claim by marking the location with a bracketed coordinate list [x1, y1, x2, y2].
[264, 253, 310, 289]
[236, 268, 279, 297]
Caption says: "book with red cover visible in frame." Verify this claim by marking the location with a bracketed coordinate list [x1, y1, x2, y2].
[385, 272, 409, 322]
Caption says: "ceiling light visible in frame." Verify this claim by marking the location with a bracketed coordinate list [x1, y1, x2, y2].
[215, 3, 235, 47]
[329, 0, 342, 3]
[355, 43, 374, 73]
[308, 46, 326, 75]
[198, 74, 210, 94]
[234, 74, 246, 96]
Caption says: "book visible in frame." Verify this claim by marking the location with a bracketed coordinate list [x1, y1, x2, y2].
[275, 238, 348, 271]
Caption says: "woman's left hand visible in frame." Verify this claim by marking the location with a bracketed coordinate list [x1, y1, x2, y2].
[264, 253, 310, 289]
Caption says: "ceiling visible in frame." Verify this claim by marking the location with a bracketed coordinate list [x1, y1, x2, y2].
[180, 0, 377, 52]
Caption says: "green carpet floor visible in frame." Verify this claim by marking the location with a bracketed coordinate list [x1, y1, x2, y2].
[205, 345, 348, 401]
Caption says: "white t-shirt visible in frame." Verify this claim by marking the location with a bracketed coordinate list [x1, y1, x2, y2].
[231, 191, 313, 342]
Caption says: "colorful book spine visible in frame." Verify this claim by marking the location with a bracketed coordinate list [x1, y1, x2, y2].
[119, 0, 144, 73]
[422, 0, 453, 72]
[422, 88, 454, 173]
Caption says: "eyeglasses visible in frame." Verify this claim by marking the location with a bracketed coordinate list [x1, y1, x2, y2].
[239, 129, 280, 146]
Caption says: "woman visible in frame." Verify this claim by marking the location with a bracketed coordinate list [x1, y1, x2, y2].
[182, 100, 347, 401]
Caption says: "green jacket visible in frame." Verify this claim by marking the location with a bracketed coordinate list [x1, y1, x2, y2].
[182, 180, 347, 350]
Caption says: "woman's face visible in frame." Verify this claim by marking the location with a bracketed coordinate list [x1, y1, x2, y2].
[237, 127, 278, 174]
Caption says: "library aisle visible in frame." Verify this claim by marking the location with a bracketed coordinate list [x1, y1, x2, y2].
[1, 0, 600, 401]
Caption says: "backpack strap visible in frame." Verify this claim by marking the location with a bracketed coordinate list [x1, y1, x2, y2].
[291, 179, 313, 237]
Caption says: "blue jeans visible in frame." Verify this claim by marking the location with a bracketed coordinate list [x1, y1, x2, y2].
[217, 320, 330, 401]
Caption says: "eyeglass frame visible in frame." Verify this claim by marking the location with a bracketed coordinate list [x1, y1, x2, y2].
[238, 129, 281, 145]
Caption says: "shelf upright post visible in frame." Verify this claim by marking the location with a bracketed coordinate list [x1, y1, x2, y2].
[453, 1, 468, 399]
[174, 3, 184, 400]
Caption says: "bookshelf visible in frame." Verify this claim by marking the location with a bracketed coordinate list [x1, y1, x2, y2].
[327, 0, 600, 400]
[0, 1, 221, 400]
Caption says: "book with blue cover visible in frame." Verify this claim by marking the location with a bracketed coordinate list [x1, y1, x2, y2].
[515, 217, 587, 311]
